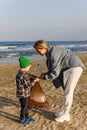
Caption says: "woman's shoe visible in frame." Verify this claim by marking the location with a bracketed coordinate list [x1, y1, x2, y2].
[55, 113, 70, 122]
[55, 110, 64, 117]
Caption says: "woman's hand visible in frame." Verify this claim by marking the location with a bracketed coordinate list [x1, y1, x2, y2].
[39, 73, 46, 80]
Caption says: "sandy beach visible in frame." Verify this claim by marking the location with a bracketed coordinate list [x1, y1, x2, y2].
[0, 53, 87, 130]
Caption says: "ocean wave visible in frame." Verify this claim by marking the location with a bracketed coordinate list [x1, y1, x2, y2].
[61, 44, 87, 48]
[61, 44, 76, 48]
[0, 51, 37, 58]
[0, 45, 34, 53]
[16, 46, 34, 51]
[0, 46, 17, 50]
[0, 41, 87, 60]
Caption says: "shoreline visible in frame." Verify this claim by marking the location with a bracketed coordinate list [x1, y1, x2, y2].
[0, 52, 87, 65]
[0, 55, 46, 65]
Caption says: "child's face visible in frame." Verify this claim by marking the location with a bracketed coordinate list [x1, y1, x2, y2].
[21, 64, 32, 72]
[25, 64, 32, 72]
[36, 48, 47, 56]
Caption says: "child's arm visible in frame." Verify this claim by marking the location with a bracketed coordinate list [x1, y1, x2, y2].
[33, 77, 40, 82]
[23, 75, 39, 88]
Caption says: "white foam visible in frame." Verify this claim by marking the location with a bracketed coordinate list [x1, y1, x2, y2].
[0, 46, 17, 50]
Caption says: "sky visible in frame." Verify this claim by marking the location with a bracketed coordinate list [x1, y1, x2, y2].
[0, 0, 87, 41]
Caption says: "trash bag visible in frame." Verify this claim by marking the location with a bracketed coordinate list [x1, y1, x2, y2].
[28, 74, 49, 109]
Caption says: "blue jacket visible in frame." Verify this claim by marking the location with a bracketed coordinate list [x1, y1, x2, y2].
[45, 45, 85, 82]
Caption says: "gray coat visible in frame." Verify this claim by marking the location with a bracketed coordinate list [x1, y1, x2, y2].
[45, 45, 85, 89]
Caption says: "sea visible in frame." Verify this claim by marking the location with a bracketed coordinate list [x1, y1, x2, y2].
[0, 41, 87, 64]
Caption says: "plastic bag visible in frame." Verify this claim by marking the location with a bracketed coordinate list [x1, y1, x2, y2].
[28, 74, 49, 109]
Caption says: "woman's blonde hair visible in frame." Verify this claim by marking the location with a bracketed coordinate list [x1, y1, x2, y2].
[33, 40, 49, 50]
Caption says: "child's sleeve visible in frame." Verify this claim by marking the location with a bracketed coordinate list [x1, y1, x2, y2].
[23, 75, 35, 88]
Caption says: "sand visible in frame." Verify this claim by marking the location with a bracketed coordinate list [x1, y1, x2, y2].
[0, 53, 87, 130]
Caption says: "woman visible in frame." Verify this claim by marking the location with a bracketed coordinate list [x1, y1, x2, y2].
[33, 40, 85, 122]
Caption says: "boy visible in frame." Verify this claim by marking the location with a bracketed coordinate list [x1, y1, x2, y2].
[16, 55, 39, 124]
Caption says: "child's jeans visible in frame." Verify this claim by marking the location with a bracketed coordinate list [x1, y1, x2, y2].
[19, 97, 29, 120]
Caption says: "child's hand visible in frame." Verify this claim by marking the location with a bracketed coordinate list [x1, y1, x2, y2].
[34, 78, 40, 83]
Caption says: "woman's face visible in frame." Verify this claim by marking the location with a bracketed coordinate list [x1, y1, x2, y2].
[36, 48, 47, 56]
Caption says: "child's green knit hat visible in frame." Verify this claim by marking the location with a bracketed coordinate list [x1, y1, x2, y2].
[19, 55, 32, 68]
